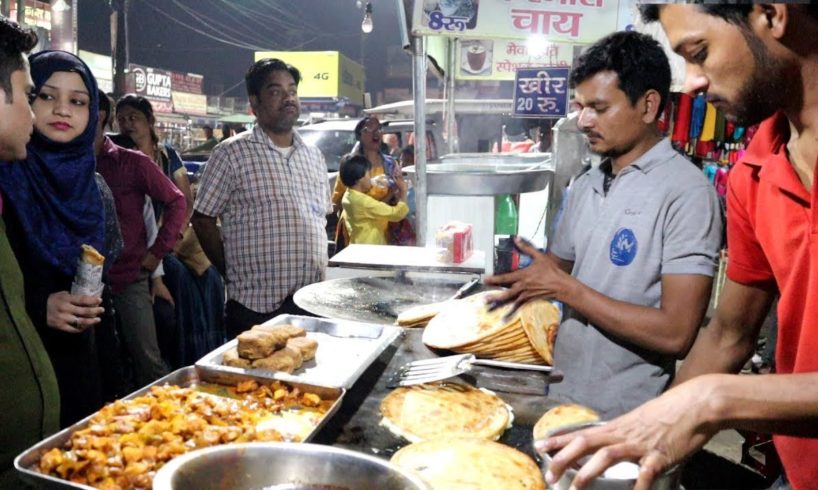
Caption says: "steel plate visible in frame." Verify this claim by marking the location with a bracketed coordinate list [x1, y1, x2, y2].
[293, 273, 488, 324]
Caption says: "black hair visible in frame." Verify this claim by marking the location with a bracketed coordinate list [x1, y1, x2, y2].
[640, 3, 818, 25]
[97, 89, 112, 129]
[400, 144, 414, 157]
[570, 30, 671, 116]
[354, 115, 379, 140]
[115, 93, 159, 144]
[0, 17, 38, 103]
[245, 58, 301, 98]
[340, 154, 371, 187]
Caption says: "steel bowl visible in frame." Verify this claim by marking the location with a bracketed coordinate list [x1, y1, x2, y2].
[153, 442, 430, 490]
[538, 423, 682, 490]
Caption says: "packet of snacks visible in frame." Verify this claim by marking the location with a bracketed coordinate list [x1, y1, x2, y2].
[70, 244, 105, 297]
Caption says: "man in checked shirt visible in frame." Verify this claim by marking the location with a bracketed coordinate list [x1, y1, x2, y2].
[193, 58, 331, 339]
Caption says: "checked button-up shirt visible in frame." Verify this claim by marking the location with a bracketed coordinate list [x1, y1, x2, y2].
[195, 126, 331, 313]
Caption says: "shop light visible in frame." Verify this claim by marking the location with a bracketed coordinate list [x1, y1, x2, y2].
[51, 0, 71, 12]
[361, 2, 373, 33]
[526, 36, 549, 57]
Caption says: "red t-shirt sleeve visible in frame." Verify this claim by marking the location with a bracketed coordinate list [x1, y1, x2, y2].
[725, 164, 775, 284]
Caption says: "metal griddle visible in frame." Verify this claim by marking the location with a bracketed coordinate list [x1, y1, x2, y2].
[293, 272, 486, 324]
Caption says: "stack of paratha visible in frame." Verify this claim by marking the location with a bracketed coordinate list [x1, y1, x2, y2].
[532, 403, 600, 440]
[395, 300, 451, 328]
[391, 437, 546, 490]
[422, 291, 560, 365]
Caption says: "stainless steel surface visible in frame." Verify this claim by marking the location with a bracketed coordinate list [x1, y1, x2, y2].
[153, 442, 430, 490]
[293, 272, 487, 324]
[549, 114, 599, 239]
[196, 314, 402, 389]
[539, 423, 682, 490]
[15, 366, 344, 490]
[387, 353, 561, 387]
[328, 244, 486, 274]
[450, 277, 481, 299]
[403, 153, 554, 196]
[413, 34, 429, 246]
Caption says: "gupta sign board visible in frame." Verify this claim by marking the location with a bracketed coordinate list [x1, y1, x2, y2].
[253, 51, 364, 103]
[127, 64, 173, 113]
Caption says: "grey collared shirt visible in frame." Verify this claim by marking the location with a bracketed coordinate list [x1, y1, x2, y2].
[548, 138, 722, 419]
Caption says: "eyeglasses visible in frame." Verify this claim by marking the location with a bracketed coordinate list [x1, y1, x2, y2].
[361, 125, 382, 133]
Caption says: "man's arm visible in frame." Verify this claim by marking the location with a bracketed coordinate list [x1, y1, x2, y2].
[673, 277, 775, 386]
[487, 239, 711, 358]
[191, 211, 225, 276]
[539, 371, 818, 490]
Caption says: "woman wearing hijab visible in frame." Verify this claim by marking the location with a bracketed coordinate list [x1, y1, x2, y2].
[0, 51, 109, 427]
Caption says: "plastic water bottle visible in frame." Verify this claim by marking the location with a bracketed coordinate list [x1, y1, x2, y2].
[494, 194, 519, 273]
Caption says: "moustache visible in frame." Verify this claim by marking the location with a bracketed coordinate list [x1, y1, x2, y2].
[582, 131, 602, 140]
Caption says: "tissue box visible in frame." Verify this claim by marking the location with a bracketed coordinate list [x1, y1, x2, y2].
[435, 222, 473, 264]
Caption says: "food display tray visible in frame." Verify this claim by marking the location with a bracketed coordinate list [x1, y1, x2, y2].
[14, 365, 344, 490]
[196, 314, 403, 389]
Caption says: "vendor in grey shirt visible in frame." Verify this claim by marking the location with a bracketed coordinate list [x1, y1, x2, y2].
[486, 31, 722, 419]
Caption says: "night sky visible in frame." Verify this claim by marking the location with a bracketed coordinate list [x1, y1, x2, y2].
[77, 0, 409, 97]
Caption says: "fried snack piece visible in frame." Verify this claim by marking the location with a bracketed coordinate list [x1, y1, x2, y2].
[252, 323, 306, 339]
[532, 403, 600, 441]
[236, 330, 286, 360]
[222, 347, 251, 369]
[286, 337, 318, 361]
[251, 346, 304, 373]
[81, 244, 105, 266]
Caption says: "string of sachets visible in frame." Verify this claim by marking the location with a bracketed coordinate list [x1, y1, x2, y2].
[659, 92, 759, 198]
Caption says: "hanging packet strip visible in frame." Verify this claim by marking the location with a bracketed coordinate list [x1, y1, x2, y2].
[672, 92, 693, 146]
[700, 102, 717, 142]
[689, 93, 707, 140]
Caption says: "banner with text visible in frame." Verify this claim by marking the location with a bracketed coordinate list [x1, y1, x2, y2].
[456, 38, 573, 80]
[413, 0, 620, 44]
[127, 64, 173, 113]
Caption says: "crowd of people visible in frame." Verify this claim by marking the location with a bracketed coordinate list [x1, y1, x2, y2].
[3, 3, 818, 489]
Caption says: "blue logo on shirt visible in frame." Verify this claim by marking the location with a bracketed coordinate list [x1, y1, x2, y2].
[610, 228, 638, 266]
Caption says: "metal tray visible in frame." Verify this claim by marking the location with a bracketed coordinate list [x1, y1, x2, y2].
[14, 365, 344, 490]
[196, 314, 403, 389]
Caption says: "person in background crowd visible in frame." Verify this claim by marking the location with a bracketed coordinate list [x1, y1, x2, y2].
[115, 94, 225, 366]
[399, 144, 415, 168]
[331, 115, 405, 248]
[383, 132, 400, 158]
[187, 124, 218, 153]
[486, 31, 722, 420]
[193, 58, 330, 339]
[0, 50, 110, 427]
[95, 89, 185, 388]
[340, 155, 409, 245]
[0, 18, 60, 486]
[540, 5, 818, 490]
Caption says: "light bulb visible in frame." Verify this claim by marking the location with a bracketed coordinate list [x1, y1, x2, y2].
[361, 2, 373, 33]
[356, 0, 363, 8]
[52, 0, 71, 11]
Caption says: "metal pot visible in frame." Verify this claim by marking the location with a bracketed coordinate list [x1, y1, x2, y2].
[538, 423, 682, 490]
[153, 442, 430, 490]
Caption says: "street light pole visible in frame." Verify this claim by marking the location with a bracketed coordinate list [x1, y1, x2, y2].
[16, 0, 25, 25]
[110, 0, 129, 98]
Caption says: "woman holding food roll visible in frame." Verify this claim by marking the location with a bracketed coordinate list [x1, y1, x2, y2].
[0, 51, 109, 427]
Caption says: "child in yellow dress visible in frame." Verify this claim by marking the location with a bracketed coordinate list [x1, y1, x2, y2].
[340, 155, 409, 245]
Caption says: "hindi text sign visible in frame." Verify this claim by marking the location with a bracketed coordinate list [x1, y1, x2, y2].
[513, 67, 569, 117]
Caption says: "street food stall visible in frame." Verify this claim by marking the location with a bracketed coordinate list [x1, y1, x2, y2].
[11, 2, 764, 490]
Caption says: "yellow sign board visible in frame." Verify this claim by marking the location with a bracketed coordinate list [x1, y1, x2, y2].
[254, 51, 364, 103]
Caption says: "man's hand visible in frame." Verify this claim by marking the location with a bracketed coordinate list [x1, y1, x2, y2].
[536, 375, 721, 490]
[151, 276, 174, 305]
[484, 237, 574, 308]
[141, 251, 161, 272]
[46, 291, 105, 333]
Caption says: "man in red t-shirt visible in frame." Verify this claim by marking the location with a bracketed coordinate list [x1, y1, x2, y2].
[538, 5, 818, 490]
